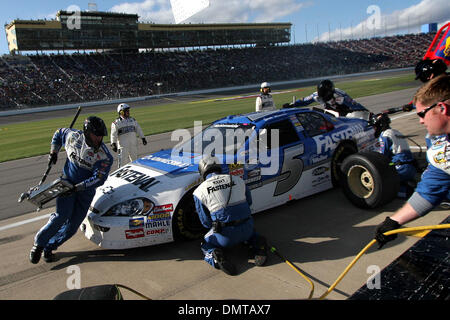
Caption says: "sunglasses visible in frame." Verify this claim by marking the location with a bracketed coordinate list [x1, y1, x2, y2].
[416, 99, 449, 118]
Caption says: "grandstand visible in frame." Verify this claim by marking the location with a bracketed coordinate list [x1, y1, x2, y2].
[0, 10, 437, 110]
[5, 10, 291, 53]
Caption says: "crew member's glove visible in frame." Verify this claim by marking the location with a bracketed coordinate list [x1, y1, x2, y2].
[111, 143, 118, 153]
[142, 138, 147, 146]
[402, 103, 413, 112]
[375, 217, 400, 249]
[48, 152, 58, 165]
[282, 103, 292, 109]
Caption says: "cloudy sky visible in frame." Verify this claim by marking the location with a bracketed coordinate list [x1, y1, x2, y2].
[1, 0, 449, 54]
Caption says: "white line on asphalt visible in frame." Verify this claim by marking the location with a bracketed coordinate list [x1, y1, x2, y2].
[0, 213, 51, 232]
[391, 111, 415, 121]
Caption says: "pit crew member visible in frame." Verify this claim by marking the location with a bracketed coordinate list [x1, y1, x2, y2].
[111, 103, 147, 168]
[193, 157, 267, 275]
[256, 82, 276, 112]
[375, 75, 450, 248]
[401, 58, 448, 112]
[283, 79, 370, 119]
[30, 116, 113, 263]
[374, 113, 417, 198]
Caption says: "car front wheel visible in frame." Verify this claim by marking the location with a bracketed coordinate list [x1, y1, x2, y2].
[173, 191, 206, 241]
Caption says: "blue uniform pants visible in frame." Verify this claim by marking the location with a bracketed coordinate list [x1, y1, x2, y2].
[201, 219, 260, 268]
[34, 190, 94, 252]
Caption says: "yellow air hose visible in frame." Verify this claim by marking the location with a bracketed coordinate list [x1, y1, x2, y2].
[271, 223, 450, 300]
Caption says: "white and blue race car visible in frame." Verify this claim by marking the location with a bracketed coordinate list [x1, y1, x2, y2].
[82, 108, 399, 249]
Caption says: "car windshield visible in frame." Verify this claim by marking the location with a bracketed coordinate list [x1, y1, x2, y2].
[177, 123, 256, 156]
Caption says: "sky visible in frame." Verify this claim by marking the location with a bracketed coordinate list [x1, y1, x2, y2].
[1, 0, 449, 55]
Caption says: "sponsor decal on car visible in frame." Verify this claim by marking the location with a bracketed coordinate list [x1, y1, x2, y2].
[145, 220, 171, 229]
[141, 154, 190, 168]
[129, 217, 144, 228]
[146, 228, 169, 236]
[147, 212, 171, 221]
[153, 204, 173, 214]
[125, 228, 145, 239]
[111, 166, 159, 191]
[313, 125, 364, 153]
[312, 166, 329, 176]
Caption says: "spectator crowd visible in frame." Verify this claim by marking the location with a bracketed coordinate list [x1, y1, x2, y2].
[0, 32, 435, 110]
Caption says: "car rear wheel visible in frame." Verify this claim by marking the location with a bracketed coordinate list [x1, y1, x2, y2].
[341, 151, 399, 209]
[173, 191, 206, 241]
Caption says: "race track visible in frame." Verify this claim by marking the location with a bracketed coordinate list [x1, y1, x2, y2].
[0, 79, 448, 302]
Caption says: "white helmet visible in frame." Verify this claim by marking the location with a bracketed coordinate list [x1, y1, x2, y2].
[260, 82, 271, 93]
[117, 103, 130, 114]
[261, 82, 270, 89]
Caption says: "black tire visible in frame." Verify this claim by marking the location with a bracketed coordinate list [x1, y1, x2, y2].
[331, 142, 358, 187]
[172, 191, 207, 241]
[341, 151, 400, 209]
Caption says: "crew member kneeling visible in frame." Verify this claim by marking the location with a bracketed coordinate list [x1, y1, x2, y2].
[193, 157, 267, 275]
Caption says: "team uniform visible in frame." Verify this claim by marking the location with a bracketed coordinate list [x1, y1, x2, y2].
[408, 134, 450, 215]
[377, 128, 417, 198]
[193, 173, 261, 269]
[256, 93, 276, 112]
[293, 88, 370, 120]
[34, 128, 113, 252]
[111, 116, 145, 167]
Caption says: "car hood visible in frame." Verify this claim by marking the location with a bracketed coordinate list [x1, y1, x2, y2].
[134, 149, 200, 176]
[90, 149, 202, 215]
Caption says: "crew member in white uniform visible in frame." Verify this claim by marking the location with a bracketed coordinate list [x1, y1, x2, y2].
[111, 103, 147, 168]
[193, 156, 267, 275]
[256, 82, 276, 112]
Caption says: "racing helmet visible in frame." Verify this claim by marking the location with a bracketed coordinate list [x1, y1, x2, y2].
[117, 103, 131, 117]
[83, 116, 107, 149]
[260, 82, 271, 93]
[317, 79, 335, 101]
[198, 156, 222, 181]
[415, 59, 448, 83]
[373, 113, 391, 137]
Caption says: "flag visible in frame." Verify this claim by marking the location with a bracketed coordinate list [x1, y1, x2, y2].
[423, 22, 450, 65]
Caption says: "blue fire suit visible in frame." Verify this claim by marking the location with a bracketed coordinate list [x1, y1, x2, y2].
[293, 88, 369, 118]
[193, 173, 260, 268]
[408, 134, 450, 216]
[34, 128, 113, 252]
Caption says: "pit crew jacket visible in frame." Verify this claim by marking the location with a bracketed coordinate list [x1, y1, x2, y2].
[111, 116, 145, 149]
[193, 173, 253, 229]
[256, 93, 276, 112]
[292, 88, 367, 116]
[50, 128, 113, 192]
[408, 134, 450, 216]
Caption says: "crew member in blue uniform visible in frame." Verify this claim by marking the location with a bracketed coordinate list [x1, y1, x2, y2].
[283, 79, 370, 120]
[30, 116, 113, 263]
[193, 156, 267, 275]
[374, 113, 417, 198]
[375, 75, 450, 248]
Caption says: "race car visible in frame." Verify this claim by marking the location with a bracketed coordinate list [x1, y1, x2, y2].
[81, 108, 397, 249]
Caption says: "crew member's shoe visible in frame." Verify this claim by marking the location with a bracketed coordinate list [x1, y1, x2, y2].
[212, 249, 236, 276]
[249, 237, 268, 266]
[43, 250, 55, 263]
[254, 249, 267, 267]
[29, 245, 44, 264]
